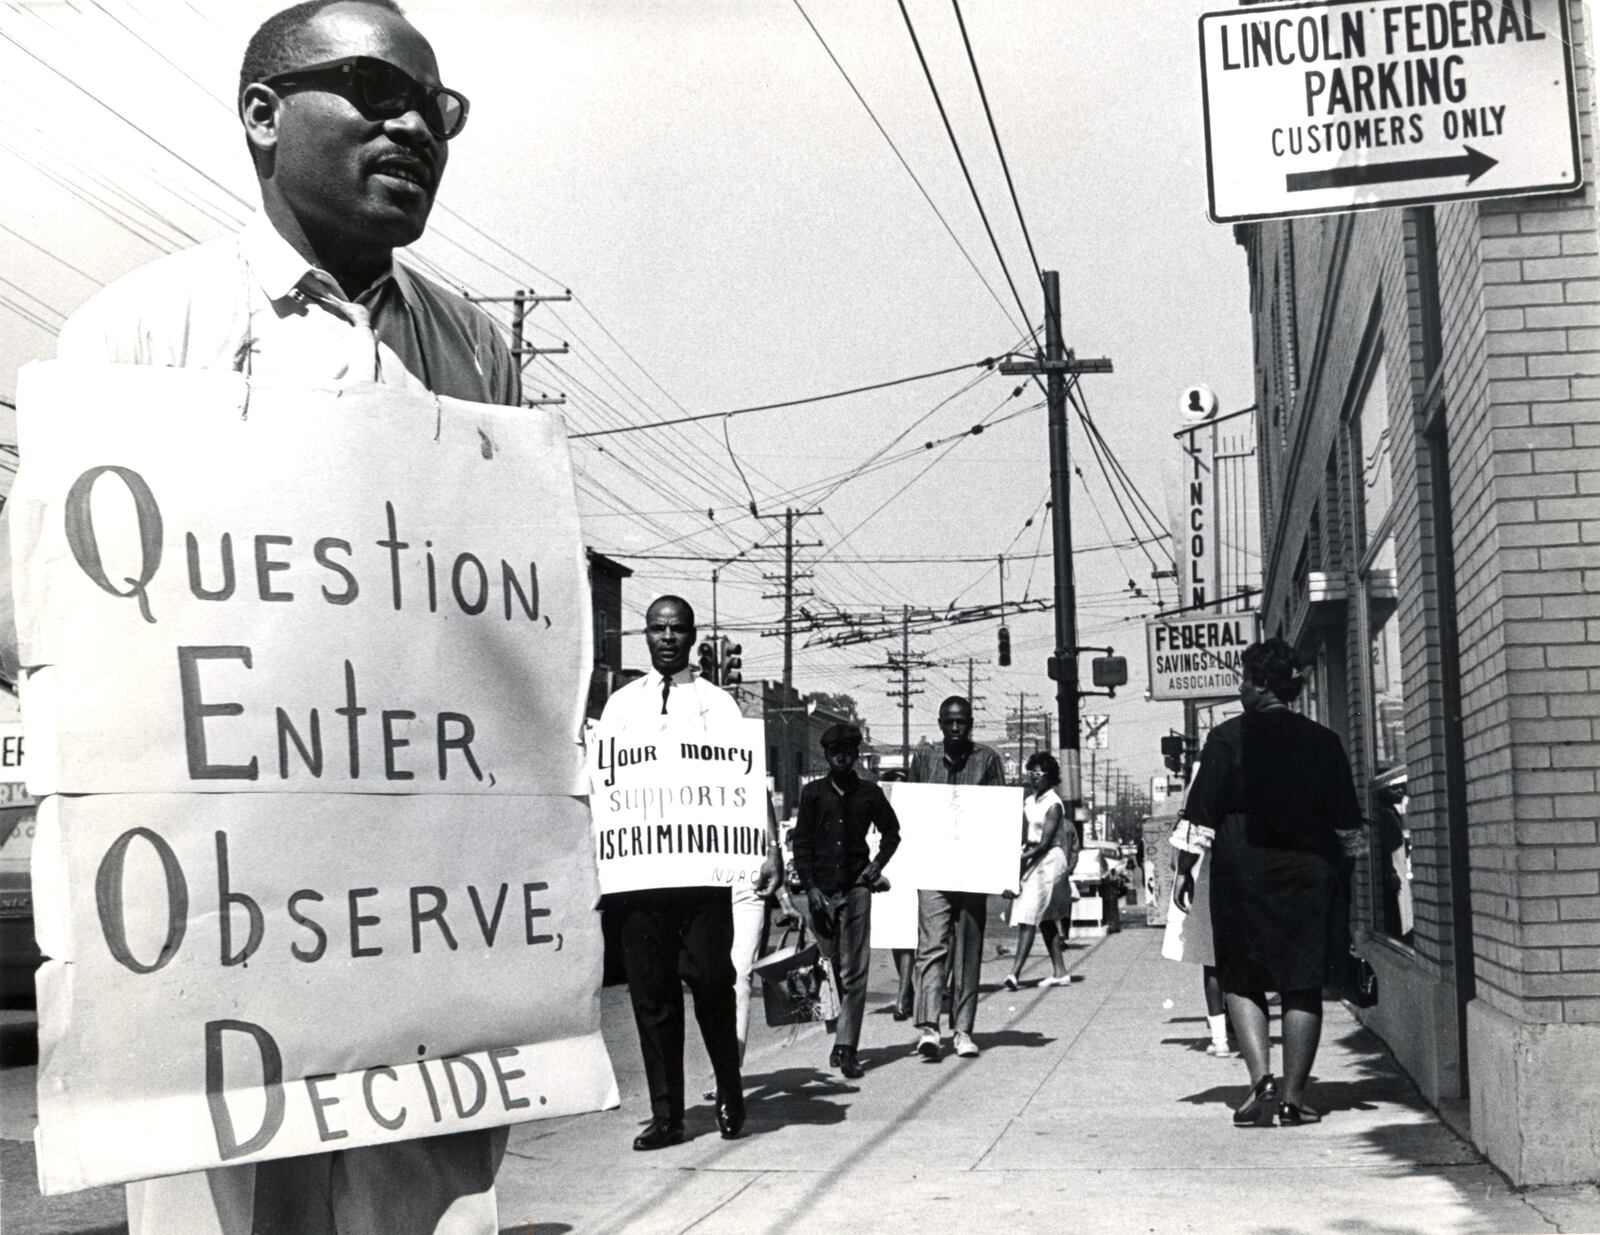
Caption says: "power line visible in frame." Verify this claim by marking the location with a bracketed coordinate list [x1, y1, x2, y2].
[567, 358, 995, 440]
[949, 0, 1043, 285]
[895, 0, 1037, 341]
[789, 0, 1019, 335]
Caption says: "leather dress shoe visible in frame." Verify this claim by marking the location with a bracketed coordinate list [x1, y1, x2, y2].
[838, 1046, 865, 1080]
[633, 1119, 685, 1151]
[829, 1045, 844, 1070]
[716, 1093, 746, 1139]
[1278, 1100, 1322, 1126]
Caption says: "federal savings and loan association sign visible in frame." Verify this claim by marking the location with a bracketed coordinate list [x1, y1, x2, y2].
[1146, 613, 1263, 701]
[1199, 0, 1580, 222]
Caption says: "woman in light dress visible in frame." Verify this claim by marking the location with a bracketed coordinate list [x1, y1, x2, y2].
[1004, 752, 1079, 990]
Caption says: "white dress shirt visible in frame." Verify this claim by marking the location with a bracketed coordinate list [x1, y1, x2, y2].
[600, 665, 741, 732]
[55, 212, 518, 404]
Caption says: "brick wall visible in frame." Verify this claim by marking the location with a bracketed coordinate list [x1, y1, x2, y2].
[1242, 0, 1600, 1029]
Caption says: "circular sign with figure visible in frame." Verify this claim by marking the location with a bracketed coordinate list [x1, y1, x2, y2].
[1179, 385, 1218, 422]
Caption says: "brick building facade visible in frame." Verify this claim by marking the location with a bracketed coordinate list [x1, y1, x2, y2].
[1234, 1, 1600, 1184]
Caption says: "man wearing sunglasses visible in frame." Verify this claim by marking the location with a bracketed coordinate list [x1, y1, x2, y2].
[52, 0, 514, 403]
[26, 3, 524, 1233]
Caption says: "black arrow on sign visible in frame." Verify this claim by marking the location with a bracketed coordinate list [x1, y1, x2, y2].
[1286, 145, 1498, 193]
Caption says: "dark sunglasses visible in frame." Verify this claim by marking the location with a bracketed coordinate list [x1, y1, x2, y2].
[262, 56, 469, 140]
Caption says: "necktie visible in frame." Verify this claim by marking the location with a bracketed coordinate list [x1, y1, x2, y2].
[298, 274, 382, 381]
[660, 676, 671, 716]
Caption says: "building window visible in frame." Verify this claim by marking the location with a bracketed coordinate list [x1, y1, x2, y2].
[1351, 350, 1412, 946]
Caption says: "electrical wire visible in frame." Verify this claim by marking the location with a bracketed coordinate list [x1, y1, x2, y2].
[789, 0, 1020, 335]
[895, 0, 1038, 342]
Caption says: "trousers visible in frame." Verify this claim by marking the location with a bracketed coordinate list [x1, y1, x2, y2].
[810, 885, 872, 1050]
[914, 889, 988, 1035]
[126, 1130, 507, 1235]
[613, 886, 741, 1124]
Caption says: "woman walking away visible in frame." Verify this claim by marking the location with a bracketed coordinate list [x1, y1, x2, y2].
[1005, 753, 1079, 990]
[1174, 639, 1363, 1128]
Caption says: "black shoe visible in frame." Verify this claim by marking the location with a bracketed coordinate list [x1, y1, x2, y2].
[716, 1093, 746, 1139]
[838, 1046, 865, 1080]
[1233, 1074, 1278, 1128]
[1278, 1100, 1322, 1126]
[892, 1005, 911, 1022]
[829, 1045, 844, 1070]
[633, 1119, 685, 1151]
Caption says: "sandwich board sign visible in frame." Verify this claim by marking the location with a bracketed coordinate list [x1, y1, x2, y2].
[1198, 0, 1581, 222]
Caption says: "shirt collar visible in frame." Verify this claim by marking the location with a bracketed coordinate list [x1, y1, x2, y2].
[242, 212, 399, 306]
[645, 665, 698, 689]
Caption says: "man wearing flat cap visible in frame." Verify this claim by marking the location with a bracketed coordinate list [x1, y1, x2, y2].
[791, 724, 901, 1079]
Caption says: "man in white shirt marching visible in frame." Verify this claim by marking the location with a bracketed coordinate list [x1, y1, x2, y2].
[600, 595, 778, 1150]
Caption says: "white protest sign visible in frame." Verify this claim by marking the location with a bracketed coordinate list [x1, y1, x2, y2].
[10, 363, 617, 1194]
[869, 782, 1021, 951]
[587, 719, 768, 894]
[1199, 0, 1581, 222]
[1145, 613, 1262, 701]
[10, 362, 589, 797]
[31, 793, 611, 1191]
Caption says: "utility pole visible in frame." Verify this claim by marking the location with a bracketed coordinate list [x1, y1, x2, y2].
[965, 656, 986, 715]
[874, 605, 932, 771]
[1017, 691, 1027, 771]
[464, 288, 572, 407]
[758, 508, 821, 806]
[999, 272, 1112, 809]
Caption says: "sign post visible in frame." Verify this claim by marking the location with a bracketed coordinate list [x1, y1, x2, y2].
[1199, 0, 1581, 222]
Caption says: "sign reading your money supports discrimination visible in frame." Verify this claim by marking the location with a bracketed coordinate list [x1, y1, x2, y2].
[587, 718, 769, 894]
[9, 362, 618, 1194]
[1199, 0, 1581, 222]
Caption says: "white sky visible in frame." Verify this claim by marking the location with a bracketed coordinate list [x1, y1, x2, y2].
[0, 0, 1259, 793]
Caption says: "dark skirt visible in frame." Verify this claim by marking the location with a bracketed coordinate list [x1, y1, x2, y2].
[1209, 813, 1348, 993]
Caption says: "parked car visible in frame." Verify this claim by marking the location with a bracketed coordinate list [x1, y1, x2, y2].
[0, 706, 39, 1007]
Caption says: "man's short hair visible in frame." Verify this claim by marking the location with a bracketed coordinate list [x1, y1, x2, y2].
[820, 723, 862, 751]
[239, 0, 409, 108]
[645, 594, 696, 629]
[938, 694, 971, 715]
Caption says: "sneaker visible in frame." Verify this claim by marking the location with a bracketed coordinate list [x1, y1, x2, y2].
[1003, 974, 1020, 991]
[1040, 974, 1070, 988]
[953, 1031, 980, 1058]
[1207, 1042, 1241, 1058]
[915, 1029, 941, 1060]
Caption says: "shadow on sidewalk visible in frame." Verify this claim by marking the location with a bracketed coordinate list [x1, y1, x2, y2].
[738, 1066, 854, 1129]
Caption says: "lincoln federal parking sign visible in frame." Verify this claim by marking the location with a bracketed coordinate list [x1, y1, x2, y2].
[1146, 613, 1262, 701]
[1199, 0, 1580, 222]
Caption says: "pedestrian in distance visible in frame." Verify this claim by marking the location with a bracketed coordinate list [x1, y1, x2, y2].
[908, 695, 1007, 1061]
[791, 723, 902, 1080]
[1174, 638, 1364, 1128]
[3, 2, 518, 1229]
[1165, 762, 1240, 1059]
[1003, 752, 1078, 990]
[600, 596, 782, 1151]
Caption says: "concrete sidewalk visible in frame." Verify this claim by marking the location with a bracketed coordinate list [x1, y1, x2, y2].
[497, 922, 1600, 1235]
[7, 918, 1600, 1233]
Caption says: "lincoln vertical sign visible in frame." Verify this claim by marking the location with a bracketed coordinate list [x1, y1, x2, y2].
[1199, 0, 1581, 222]
[1185, 434, 1211, 612]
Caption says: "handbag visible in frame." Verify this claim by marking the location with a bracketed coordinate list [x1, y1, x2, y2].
[1329, 946, 1379, 1008]
[753, 922, 840, 1027]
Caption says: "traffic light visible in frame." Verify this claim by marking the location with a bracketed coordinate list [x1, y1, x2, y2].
[722, 640, 743, 687]
[1160, 734, 1185, 775]
[698, 640, 717, 683]
[997, 625, 1011, 667]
